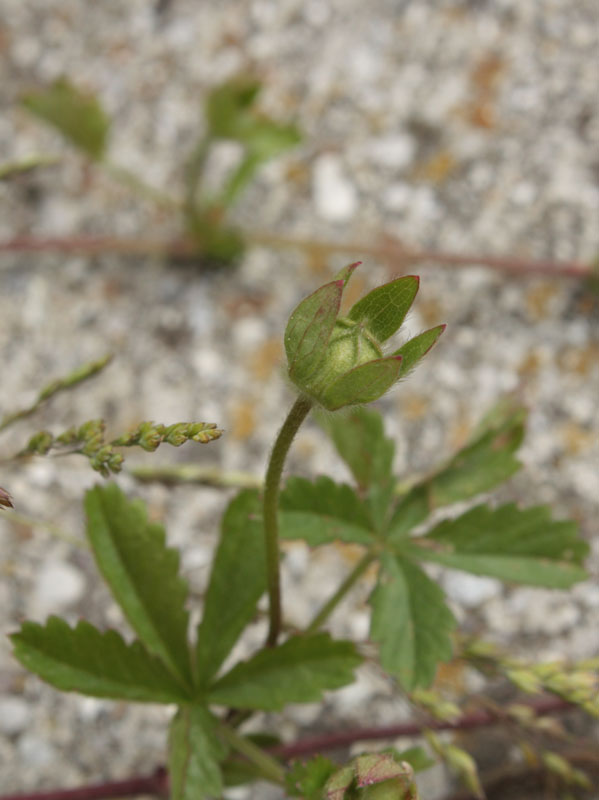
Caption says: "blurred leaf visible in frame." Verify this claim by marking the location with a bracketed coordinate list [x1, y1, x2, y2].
[195, 490, 266, 688]
[286, 755, 337, 799]
[279, 476, 374, 545]
[208, 633, 361, 711]
[168, 706, 226, 800]
[205, 77, 300, 156]
[11, 617, 189, 703]
[370, 554, 456, 690]
[85, 484, 192, 687]
[429, 399, 526, 505]
[349, 276, 420, 343]
[22, 78, 110, 159]
[0, 154, 59, 180]
[223, 734, 281, 787]
[393, 325, 446, 378]
[425, 733, 483, 799]
[410, 503, 588, 588]
[394, 746, 435, 772]
[205, 78, 263, 140]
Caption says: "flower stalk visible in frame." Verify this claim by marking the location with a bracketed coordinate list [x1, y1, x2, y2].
[263, 395, 313, 647]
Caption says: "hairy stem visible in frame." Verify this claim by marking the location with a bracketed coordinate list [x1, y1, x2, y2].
[263, 395, 312, 647]
[220, 725, 285, 786]
[306, 550, 378, 634]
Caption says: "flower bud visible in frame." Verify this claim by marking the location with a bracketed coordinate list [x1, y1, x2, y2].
[284, 262, 445, 411]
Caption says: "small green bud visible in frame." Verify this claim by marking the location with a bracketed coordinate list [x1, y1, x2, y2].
[55, 427, 79, 445]
[26, 431, 54, 455]
[284, 263, 444, 411]
[164, 423, 189, 447]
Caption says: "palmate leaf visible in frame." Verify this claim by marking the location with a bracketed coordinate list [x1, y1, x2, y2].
[370, 555, 456, 691]
[168, 706, 227, 800]
[279, 476, 374, 545]
[410, 503, 588, 588]
[22, 78, 110, 160]
[388, 399, 526, 541]
[208, 633, 361, 711]
[11, 617, 189, 703]
[195, 490, 266, 688]
[85, 484, 192, 687]
[348, 276, 420, 343]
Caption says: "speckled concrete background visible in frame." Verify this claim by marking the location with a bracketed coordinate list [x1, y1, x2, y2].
[0, 1, 598, 797]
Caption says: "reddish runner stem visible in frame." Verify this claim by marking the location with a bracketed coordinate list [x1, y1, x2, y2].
[0, 234, 592, 280]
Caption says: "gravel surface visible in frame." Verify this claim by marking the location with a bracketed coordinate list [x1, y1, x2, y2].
[1, 1, 598, 797]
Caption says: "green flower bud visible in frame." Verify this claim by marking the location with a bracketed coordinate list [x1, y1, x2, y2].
[284, 262, 445, 411]
[310, 318, 382, 391]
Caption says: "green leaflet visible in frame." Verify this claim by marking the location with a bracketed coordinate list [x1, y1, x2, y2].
[387, 485, 430, 542]
[223, 734, 281, 787]
[168, 706, 227, 800]
[393, 325, 446, 378]
[208, 633, 361, 711]
[349, 276, 420, 343]
[85, 484, 192, 687]
[11, 618, 189, 703]
[370, 555, 456, 691]
[316, 406, 395, 491]
[426, 403, 525, 507]
[22, 78, 110, 160]
[322, 356, 403, 411]
[195, 490, 266, 688]
[279, 476, 374, 545]
[316, 406, 397, 532]
[411, 503, 588, 588]
[388, 399, 526, 541]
